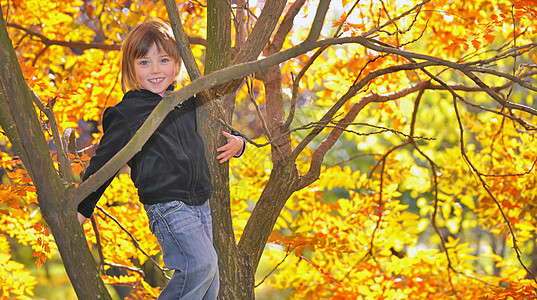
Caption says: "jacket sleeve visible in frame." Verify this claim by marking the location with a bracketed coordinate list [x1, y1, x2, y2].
[77, 107, 131, 218]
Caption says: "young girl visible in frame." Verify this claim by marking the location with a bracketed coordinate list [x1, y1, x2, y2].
[77, 20, 244, 299]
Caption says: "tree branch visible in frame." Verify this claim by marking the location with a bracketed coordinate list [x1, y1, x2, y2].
[30, 90, 73, 183]
[70, 1, 536, 215]
[295, 63, 436, 186]
[363, 0, 431, 37]
[96, 205, 170, 280]
[407, 86, 458, 296]
[232, 0, 287, 64]
[7, 22, 206, 52]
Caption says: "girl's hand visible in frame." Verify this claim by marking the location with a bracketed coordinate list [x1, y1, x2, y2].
[217, 131, 243, 164]
[78, 212, 88, 225]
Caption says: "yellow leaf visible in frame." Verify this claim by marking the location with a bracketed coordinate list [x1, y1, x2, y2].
[460, 195, 475, 209]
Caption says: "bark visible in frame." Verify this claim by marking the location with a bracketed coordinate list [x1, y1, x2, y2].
[200, 1, 330, 297]
[0, 9, 112, 299]
[40, 196, 111, 300]
[262, 65, 291, 164]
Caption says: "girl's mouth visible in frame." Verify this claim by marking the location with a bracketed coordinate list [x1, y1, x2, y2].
[148, 77, 164, 84]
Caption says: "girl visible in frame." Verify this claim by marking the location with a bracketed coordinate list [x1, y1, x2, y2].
[77, 20, 244, 299]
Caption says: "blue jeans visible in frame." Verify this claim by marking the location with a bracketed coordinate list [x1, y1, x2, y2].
[144, 200, 219, 299]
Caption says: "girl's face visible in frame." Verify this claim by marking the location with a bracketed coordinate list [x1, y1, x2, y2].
[134, 43, 176, 95]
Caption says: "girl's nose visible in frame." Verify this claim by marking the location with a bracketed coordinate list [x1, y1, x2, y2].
[150, 63, 160, 73]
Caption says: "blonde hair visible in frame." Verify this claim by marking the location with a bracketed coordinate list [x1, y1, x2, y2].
[121, 20, 181, 93]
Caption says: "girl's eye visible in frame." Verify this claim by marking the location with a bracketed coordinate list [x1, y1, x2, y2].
[160, 58, 170, 63]
[138, 60, 149, 66]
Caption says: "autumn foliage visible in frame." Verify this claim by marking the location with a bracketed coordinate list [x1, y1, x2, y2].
[1, 0, 537, 299]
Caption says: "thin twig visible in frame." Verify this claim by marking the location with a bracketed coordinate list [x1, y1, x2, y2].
[255, 245, 294, 287]
[30, 90, 72, 183]
[96, 205, 171, 280]
[421, 67, 537, 285]
[90, 215, 146, 277]
[408, 88, 459, 297]
[363, 0, 431, 37]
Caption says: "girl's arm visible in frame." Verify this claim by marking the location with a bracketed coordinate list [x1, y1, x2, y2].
[77, 107, 130, 218]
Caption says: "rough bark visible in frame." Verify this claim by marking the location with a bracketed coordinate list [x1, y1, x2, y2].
[262, 65, 292, 164]
[203, 1, 255, 299]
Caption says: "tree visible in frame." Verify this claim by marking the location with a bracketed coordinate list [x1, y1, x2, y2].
[1, 0, 537, 299]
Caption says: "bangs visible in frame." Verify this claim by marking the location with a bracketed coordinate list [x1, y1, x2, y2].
[131, 26, 179, 60]
[132, 36, 178, 60]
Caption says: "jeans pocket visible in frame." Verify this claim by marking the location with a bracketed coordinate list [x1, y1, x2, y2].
[157, 200, 185, 218]
[148, 201, 186, 244]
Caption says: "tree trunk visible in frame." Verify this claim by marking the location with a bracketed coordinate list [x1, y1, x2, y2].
[202, 0, 255, 298]
[0, 9, 112, 299]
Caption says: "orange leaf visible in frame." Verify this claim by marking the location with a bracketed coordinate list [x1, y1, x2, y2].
[71, 163, 84, 175]
[484, 33, 495, 44]
[333, 12, 348, 27]
[471, 39, 481, 50]
[36, 256, 44, 269]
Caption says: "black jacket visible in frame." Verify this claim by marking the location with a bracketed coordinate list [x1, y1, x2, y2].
[77, 88, 213, 218]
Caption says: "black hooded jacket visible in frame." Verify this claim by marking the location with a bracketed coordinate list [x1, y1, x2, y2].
[77, 88, 213, 218]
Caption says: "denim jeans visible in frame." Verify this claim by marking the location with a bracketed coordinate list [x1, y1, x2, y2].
[144, 200, 219, 299]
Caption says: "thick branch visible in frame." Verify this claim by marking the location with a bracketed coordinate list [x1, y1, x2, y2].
[268, 0, 306, 53]
[7, 22, 206, 51]
[1, 9, 111, 299]
[220, 0, 330, 95]
[163, 0, 203, 81]
[232, 0, 287, 64]
[0, 11, 64, 198]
